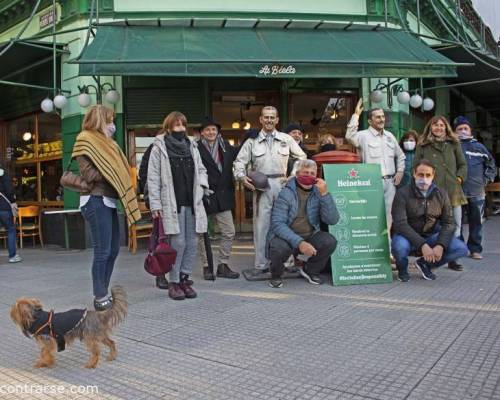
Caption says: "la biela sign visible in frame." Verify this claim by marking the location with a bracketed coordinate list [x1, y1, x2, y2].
[259, 65, 296, 76]
[323, 164, 393, 286]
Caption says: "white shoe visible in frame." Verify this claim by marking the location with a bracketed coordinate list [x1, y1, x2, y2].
[8, 254, 22, 263]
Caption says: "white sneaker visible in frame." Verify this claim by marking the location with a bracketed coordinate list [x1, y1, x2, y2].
[8, 254, 22, 263]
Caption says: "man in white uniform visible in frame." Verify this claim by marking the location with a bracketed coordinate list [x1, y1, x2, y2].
[234, 106, 306, 276]
[346, 99, 405, 231]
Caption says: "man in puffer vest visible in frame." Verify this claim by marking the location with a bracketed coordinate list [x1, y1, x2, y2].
[455, 116, 497, 260]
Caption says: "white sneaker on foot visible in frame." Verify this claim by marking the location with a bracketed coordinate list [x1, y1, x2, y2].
[8, 254, 22, 263]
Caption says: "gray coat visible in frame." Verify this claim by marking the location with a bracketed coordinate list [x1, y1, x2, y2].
[147, 135, 208, 234]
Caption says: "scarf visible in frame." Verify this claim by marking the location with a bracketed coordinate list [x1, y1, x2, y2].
[164, 132, 192, 158]
[72, 130, 141, 227]
[201, 135, 225, 172]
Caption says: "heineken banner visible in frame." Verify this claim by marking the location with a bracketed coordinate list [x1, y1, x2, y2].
[323, 164, 393, 286]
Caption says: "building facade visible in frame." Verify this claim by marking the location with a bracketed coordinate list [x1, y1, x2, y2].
[0, 0, 498, 240]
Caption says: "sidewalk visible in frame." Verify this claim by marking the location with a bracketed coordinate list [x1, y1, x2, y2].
[0, 218, 499, 399]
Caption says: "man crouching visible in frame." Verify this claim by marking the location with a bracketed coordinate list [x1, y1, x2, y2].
[267, 160, 339, 288]
[391, 159, 469, 282]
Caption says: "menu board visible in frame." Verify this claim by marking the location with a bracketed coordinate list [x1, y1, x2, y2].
[323, 163, 393, 286]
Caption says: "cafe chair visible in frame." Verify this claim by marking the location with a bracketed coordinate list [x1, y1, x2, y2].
[17, 205, 44, 248]
[128, 201, 153, 254]
[486, 182, 500, 216]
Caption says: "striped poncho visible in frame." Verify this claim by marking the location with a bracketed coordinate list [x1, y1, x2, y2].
[72, 130, 141, 226]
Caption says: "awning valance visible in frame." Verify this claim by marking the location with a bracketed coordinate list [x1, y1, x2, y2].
[73, 25, 462, 78]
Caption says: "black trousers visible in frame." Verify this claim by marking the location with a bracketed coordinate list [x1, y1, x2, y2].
[269, 231, 337, 279]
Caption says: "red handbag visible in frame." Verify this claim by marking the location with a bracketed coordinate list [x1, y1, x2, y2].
[144, 218, 177, 276]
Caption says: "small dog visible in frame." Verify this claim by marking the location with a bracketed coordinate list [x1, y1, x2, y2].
[10, 286, 127, 369]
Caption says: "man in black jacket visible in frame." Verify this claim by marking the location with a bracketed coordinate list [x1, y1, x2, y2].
[197, 118, 239, 280]
[0, 164, 21, 263]
[391, 159, 468, 282]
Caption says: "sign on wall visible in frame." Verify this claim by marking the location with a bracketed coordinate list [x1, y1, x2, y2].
[323, 163, 393, 286]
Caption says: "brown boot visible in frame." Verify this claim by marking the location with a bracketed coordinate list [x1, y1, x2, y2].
[216, 263, 240, 279]
[155, 274, 169, 289]
[179, 274, 197, 299]
[168, 282, 185, 300]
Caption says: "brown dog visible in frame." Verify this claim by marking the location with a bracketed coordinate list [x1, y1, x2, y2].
[10, 286, 127, 369]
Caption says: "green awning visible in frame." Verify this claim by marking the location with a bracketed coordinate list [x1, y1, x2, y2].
[74, 25, 461, 78]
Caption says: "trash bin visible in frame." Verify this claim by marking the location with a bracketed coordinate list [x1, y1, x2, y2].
[312, 150, 360, 178]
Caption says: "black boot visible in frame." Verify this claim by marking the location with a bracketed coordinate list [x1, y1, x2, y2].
[448, 261, 463, 271]
[155, 274, 169, 289]
[217, 263, 240, 279]
[203, 266, 215, 281]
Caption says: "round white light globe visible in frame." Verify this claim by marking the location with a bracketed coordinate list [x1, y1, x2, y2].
[409, 94, 423, 109]
[397, 91, 411, 104]
[78, 93, 91, 108]
[422, 97, 435, 111]
[105, 90, 120, 104]
[41, 98, 54, 113]
[370, 89, 384, 103]
[53, 94, 68, 109]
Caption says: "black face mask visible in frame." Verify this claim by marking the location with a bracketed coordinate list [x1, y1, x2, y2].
[171, 131, 186, 141]
[320, 143, 336, 153]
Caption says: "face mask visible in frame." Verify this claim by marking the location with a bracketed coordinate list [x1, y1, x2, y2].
[415, 177, 432, 191]
[403, 141, 416, 151]
[105, 123, 116, 138]
[456, 128, 471, 140]
[296, 175, 318, 186]
[171, 131, 186, 140]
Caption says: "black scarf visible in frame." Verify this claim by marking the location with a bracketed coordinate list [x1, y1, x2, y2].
[164, 132, 191, 158]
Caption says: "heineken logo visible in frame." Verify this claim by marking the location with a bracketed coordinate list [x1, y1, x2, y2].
[348, 169, 359, 179]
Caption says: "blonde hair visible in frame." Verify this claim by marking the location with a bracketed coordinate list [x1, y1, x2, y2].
[318, 133, 335, 151]
[162, 111, 187, 134]
[420, 116, 458, 144]
[82, 105, 114, 135]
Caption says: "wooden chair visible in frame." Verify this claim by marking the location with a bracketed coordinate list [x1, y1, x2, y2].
[486, 182, 500, 216]
[18, 205, 43, 248]
[128, 201, 153, 254]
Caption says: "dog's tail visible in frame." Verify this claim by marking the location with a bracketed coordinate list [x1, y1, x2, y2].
[99, 286, 127, 328]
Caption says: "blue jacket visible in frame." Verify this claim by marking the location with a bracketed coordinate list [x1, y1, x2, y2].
[460, 138, 496, 198]
[267, 178, 339, 253]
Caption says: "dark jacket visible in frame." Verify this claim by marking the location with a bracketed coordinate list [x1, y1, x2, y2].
[460, 138, 497, 198]
[138, 143, 154, 194]
[0, 169, 15, 211]
[398, 150, 415, 188]
[197, 139, 238, 215]
[267, 178, 339, 253]
[392, 181, 455, 251]
[414, 139, 467, 207]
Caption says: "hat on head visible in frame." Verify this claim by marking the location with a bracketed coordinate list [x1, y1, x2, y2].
[453, 116, 472, 130]
[199, 117, 221, 132]
[284, 123, 304, 134]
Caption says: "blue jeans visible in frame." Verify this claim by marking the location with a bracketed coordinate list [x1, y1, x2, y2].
[392, 233, 469, 274]
[461, 197, 485, 254]
[169, 206, 198, 283]
[0, 210, 17, 258]
[81, 196, 120, 298]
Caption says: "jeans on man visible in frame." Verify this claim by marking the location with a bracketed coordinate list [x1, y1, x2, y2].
[0, 210, 17, 258]
[81, 196, 120, 298]
[461, 197, 485, 254]
[269, 231, 337, 279]
[391, 232, 468, 274]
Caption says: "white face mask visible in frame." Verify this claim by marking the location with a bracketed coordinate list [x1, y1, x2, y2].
[106, 123, 116, 138]
[403, 141, 416, 151]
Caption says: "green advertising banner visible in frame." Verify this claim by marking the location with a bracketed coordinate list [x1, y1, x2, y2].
[323, 164, 393, 286]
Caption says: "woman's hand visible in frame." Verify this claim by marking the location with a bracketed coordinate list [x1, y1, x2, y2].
[151, 210, 163, 219]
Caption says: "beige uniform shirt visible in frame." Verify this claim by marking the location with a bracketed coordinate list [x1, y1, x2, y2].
[233, 130, 306, 178]
[345, 114, 405, 177]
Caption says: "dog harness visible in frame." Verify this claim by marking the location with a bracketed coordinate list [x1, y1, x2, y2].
[27, 309, 87, 352]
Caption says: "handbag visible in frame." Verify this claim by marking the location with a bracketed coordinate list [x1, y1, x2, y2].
[59, 159, 90, 192]
[0, 192, 18, 218]
[144, 217, 177, 276]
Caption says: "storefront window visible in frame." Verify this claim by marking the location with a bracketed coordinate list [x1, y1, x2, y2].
[288, 92, 355, 151]
[4, 112, 62, 205]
